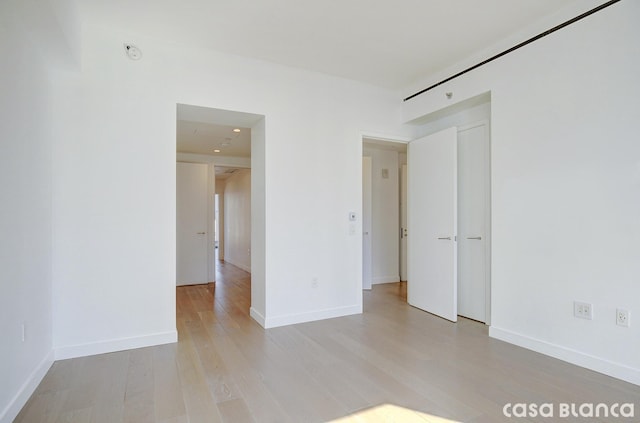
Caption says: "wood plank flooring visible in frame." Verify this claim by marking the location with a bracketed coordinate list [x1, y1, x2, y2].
[15, 261, 640, 422]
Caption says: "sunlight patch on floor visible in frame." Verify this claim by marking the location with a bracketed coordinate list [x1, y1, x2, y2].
[330, 404, 461, 423]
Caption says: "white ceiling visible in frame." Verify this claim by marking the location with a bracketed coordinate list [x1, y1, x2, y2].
[364, 139, 407, 153]
[176, 104, 261, 158]
[177, 121, 251, 157]
[77, 0, 580, 89]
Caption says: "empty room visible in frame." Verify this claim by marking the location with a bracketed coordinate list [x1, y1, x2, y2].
[1, 0, 639, 422]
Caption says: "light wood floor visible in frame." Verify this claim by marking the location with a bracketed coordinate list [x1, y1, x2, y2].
[15, 261, 640, 422]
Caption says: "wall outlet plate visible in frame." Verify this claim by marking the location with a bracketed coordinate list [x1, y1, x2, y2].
[616, 309, 630, 327]
[574, 301, 593, 320]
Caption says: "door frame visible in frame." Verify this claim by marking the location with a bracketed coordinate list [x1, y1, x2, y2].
[362, 156, 373, 290]
[400, 163, 408, 281]
[360, 133, 411, 292]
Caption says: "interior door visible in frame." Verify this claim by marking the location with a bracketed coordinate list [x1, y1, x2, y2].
[177, 162, 209, 286]
[362, 156, 373, 290]
[407, 127, 458, 322]
[400, 164, 408, 281]
[457, 123, 489, 322]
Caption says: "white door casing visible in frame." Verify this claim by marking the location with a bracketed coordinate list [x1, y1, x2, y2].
[400, 164, 408, 281]
[407, 127, 458, 322]
[362, 156, 373, 290]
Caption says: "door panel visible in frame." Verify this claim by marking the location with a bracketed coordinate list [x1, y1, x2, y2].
[407, 127, 458, 322]
[458, 124, 488, 322]
[177, 162, 208, 286]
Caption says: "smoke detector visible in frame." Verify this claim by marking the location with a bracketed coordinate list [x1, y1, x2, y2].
[124, 44, 142, 60]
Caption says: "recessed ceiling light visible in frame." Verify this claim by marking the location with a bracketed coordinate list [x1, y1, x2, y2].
[233, 128, 241, 133]
[214, 149, 221, 153]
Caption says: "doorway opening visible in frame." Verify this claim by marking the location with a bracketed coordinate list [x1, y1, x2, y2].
[361, 138, 408, 293]
[361, 94, 491, 324]
[175, 104, 267, 325]
[407, 93, 492, 325]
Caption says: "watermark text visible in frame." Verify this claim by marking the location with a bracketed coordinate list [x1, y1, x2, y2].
[503, 402, 635, 419]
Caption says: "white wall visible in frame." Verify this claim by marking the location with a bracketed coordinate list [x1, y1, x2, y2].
[49, 20, 413, 354]
[415, 102, 491, 138]
[402, 1, 640, 385]
[0, 25, 53, 423]
[51, 31, 180, 357]
[223, 170, 252, 272]
[206, 163, 216, 282]
[0, 0, 72, 419]
[362, 147, 400, 284]
[250, 119, 266, 322]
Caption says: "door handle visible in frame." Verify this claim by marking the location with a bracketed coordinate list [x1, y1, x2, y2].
[197, 232, 206, 235]
[437, 237, 451, 240]
[466, 236, 482, 240]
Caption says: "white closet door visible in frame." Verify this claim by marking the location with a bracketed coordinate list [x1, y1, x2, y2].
[408, 127, 458, 322]
[457, 123, 489, 322]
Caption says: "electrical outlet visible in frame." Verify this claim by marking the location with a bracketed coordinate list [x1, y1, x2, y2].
[311, 277, 319, 288]
[574, 301, 593, 320]
[616, 309, 630, 327]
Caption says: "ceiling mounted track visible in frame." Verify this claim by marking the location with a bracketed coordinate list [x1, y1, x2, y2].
[404, 0, 622, 102]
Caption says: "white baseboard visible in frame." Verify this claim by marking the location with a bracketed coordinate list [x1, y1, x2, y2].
[237, 264, 251, 273]
[489, 326, 640, 386]
[54, 330, 177, 360]
[264, 304, 362, 329]
[0, 350, 54, 423]
[250, 307, 266, 327]
[223, 257, 251, 273]
[372, 275, 400, 285]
